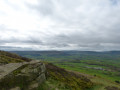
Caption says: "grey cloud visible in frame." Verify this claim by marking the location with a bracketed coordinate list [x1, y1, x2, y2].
[1, 0, 120, 51]
[44, 31, 120, 51]
[26, 0, 54, 16]
[0, 24, 19, 32]
[46, 43, 70, 48]
[0, 46, 33, 51]
[110, 0, 119, 5]
[26, 0, 120, 28]
[0, 38, 43, 45]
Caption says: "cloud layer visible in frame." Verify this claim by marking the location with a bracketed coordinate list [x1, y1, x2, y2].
[0, 0, 120, 51]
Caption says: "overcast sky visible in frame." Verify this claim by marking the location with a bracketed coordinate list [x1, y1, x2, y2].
[0, 0, 120, 51]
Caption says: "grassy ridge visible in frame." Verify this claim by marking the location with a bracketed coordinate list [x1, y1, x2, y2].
[0, 51, 31, 64]
[43, 63, 93, 90]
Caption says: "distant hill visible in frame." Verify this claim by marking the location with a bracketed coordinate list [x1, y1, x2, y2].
[11, 51, 120, 61]
[0, 50, 31, 64]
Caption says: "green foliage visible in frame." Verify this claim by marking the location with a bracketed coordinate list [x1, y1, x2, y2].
[37, 81, 49, 90]
[37, 78, 71, 90]
[45, 63, 93, 90]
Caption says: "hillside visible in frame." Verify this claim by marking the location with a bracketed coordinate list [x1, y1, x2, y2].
[0, 50, 31, 64]
[0, 51, 94, 90]
[43, 63, 93, 90]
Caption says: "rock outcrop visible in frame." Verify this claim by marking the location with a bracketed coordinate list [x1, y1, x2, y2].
[0, 61, 46, 90]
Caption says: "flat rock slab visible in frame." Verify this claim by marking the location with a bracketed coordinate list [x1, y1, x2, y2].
[0, 60, 40, 79]
[0, 63, 24, 79]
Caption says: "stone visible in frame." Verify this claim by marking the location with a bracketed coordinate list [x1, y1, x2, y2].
[0, 61, 46, 90]
[10, 87, 20, 90]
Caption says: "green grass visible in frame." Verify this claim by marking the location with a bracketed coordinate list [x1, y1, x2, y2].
[0, 51, 31, 64]
[38, 78, 71, 90]
[39, 58, 120, 89]
[45, 63, 93, 90]
[54, 62, 120, 81]
[49, 62, 120, 89]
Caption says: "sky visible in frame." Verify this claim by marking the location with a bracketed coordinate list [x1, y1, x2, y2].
[0, 0, 120, 51]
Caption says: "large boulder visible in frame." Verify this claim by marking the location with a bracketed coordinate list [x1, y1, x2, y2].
[0, 62, 46, 90]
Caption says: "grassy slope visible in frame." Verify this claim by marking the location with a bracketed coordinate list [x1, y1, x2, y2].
[54, 62, 120, 81]
[53, 63, 120, 90]
[38, 63, 93, 90]
[0, 51, 31, 64]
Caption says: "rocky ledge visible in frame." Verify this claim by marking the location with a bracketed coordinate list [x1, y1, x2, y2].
[0, 61, 46, 90]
